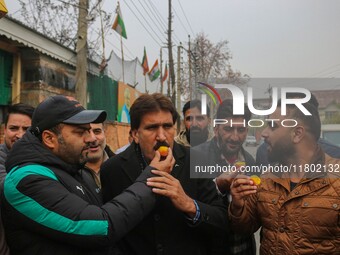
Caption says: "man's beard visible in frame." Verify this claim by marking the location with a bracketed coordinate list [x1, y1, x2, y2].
[187, 126, 209, 147]
[57, 134, 87, 166]
[267, 141, 294, 164]
[217, 134, 242, 157]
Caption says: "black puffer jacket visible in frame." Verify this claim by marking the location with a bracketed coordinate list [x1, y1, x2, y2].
[1, 131, 157, 255]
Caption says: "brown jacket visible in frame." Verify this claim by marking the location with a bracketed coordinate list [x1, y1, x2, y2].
[230, 153, 340, 255]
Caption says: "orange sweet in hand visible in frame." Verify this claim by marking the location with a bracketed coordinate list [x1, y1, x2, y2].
[250, 175, 261, 186]
[158, 146, 169, 157]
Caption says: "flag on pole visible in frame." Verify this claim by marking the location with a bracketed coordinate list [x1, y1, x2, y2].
[149, 60, 160, 82]
[112, 4, 127, 39]
[0, 0, 8, 19]
[142, 47, 149, 75]
[162, 63, 168, 84]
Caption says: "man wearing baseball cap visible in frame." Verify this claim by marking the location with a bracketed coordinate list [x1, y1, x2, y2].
[1, 95, 174, 255]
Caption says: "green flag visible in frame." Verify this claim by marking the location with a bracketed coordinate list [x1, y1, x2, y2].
[112, 5, 127, 39]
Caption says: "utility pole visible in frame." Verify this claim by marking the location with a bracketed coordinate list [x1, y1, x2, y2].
[193, 44, 198, 99]
[75, 0, 88, 106]
[188, 35, 192, 100]
[168, 0, 176, 105]
[177, 44, 181, 131]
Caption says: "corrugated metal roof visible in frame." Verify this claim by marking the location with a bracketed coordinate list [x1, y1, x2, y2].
[0, 16, 100, 75]
[0, 16, 77, 66]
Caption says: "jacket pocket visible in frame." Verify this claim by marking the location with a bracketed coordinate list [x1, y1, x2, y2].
[300, 197, 340, 239]
[257, 191, 280, 229]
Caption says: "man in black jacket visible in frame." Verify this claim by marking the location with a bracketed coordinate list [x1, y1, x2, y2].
[101, 93, 229, 255]
[193, 99, 256, 255]
[80, 122, 115, 205]
[1, 95, 174, 255]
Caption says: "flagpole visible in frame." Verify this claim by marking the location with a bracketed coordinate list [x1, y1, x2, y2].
[115, 1, 125, 83]
[99, 2, 105, 60]
[160, 48, 163, 93]
[145, 75, 148, 93]
[120, 35, 125, 83]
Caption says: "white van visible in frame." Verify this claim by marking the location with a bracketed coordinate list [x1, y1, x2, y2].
[320, 124, 340, 147]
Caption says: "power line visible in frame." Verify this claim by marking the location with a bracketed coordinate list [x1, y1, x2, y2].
[128, 0, 167, 43]
[93, 1, 147, 60]
[121, 0, 162, 48]
[145, 0, 181, 45]
[146, 0, 168, 31]
[176, 0, 195, 36]
[172, 5, 190, 36]
[136, 0, 167, 41]
[309, 63, 340, 78]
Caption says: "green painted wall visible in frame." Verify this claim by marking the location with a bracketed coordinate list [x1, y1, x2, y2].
[0, 49, 13, 105]
[87, 74, 118, 121]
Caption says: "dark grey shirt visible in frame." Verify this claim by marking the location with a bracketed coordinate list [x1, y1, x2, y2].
[0, 143, 10, 255]
[0, 143, 9, 185]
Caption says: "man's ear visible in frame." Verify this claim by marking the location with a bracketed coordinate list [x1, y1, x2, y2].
[131, 130, 139, 144]
[42, 130, 58, 149]
[292, 126, 305, 143]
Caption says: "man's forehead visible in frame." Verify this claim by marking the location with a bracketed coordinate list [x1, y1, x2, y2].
[215, 118, 248, 129]
[141, 110, 173, 123]
[186, 107, 205, 116]
[65, 123, 91, 129]
[8, 113, 32, 121]
[90, 123, 103, 129]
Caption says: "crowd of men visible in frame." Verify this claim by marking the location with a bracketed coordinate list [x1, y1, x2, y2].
[0, 92, 339, 255]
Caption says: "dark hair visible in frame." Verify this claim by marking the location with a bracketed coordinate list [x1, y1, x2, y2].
[277, 99, 321, 141]
[182, 99, 210, 117]
[130, 93, 178, 130]
[216, 99, 252, 122]
[48, 123, 64, 136]
[4, 103, 35, 127]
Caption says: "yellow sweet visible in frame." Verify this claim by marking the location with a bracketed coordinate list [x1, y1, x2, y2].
[158, 146, 169, 157]
[234, 161, 246, 168]
[250, 175, 261, 186]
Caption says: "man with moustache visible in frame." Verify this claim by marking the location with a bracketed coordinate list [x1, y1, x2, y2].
[80, 122, 115, 204]
[256, 93, 340, 165]
[229, 101, 340, 254]
[101, 93, 228, 255]
[175, 99, 212, 147]
[1, 95, 174, 255]
[193, 99, 256, 255]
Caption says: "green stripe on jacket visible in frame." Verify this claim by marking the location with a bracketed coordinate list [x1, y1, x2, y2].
[4, 165, 108, 236]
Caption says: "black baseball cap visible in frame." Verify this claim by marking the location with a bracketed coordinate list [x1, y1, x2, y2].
[31, 95, 107, 136]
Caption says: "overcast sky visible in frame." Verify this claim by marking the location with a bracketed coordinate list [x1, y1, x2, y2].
[6, 0, 340, 79]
